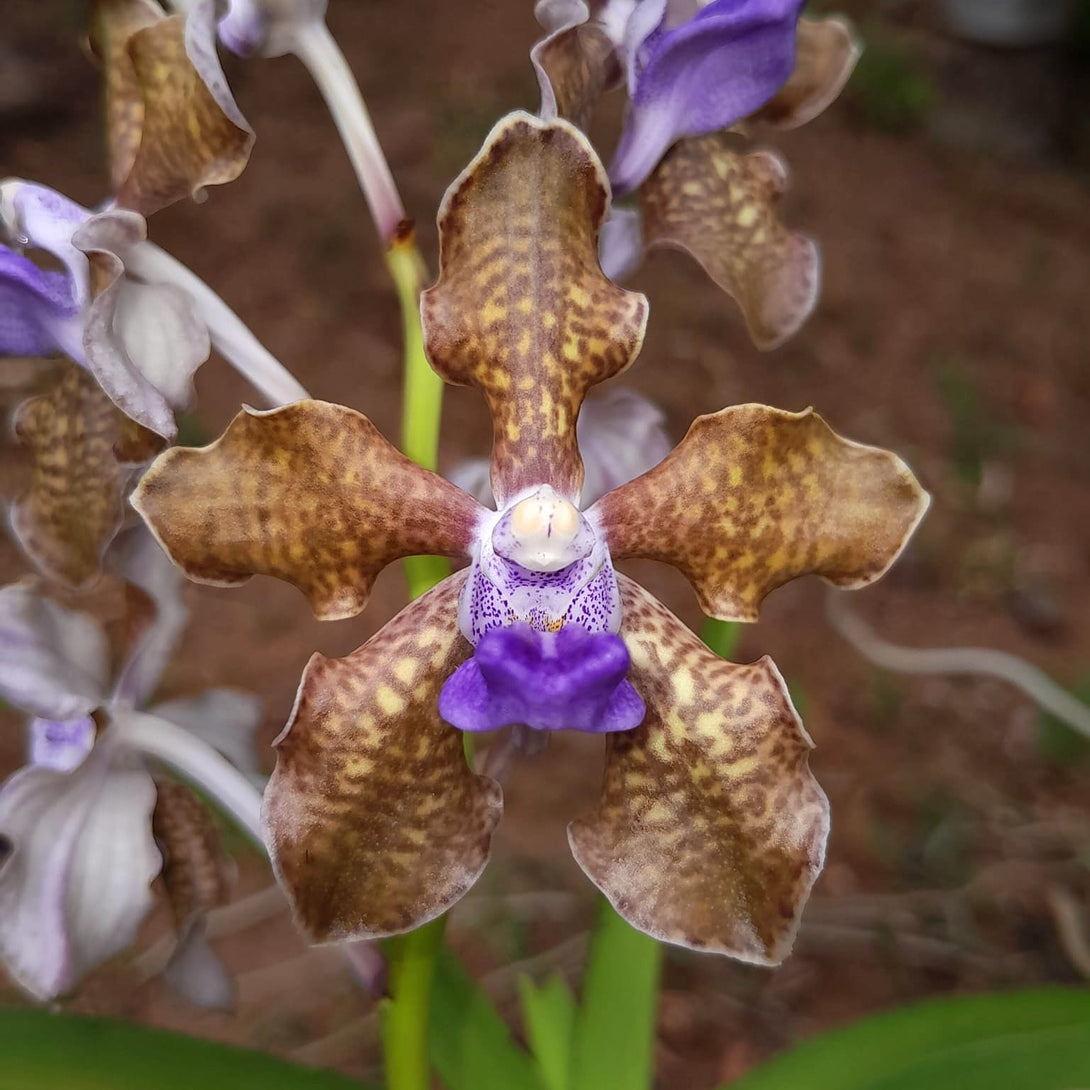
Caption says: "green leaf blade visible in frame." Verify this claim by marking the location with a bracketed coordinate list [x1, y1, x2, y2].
[725, 988, 1090, 1090]
[518, 973, 577, 1090]
[0, 1008, 371, 1090]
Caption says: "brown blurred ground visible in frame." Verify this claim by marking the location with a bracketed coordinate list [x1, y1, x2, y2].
[2, 1, 1090, 1087]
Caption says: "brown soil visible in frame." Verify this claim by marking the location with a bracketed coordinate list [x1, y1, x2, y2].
[2, 3, 1089, 1088]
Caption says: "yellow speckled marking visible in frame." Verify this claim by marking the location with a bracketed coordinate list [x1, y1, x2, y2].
[422, 113, 647, 505]
[569, 574, 829, 962]
[90, 0, 253, 216]
[133, 400, 486, 620]
[11, 363, 162, 588]
[641, 136, 818, 351]
[592, 405, 929, 623]
[264, 572, 503, 941]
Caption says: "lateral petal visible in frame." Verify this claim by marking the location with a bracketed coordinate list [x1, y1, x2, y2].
[422, 112, 648, 505]
[591, 405, 929, 622]
[754, 15, 861, 130]
[0, 742, 160, 998]
[90, 0, 254, 216]
[132, 400, 485, 620]
[531, 1, 620, 128]
[263, 572, 502, 940]
[11, 364, 157, 589]
[569, 574, 827, 962]
[641, 135, 818, 349]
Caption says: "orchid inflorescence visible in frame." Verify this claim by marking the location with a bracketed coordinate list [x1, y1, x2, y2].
[1, 0, 928, 1040]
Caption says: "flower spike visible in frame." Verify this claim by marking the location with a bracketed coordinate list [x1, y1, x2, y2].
[422, 112, 648, 506]
[569, 574, 828, 961]
[591, 405, 930, 622]
[90, 0, 254, 216]
[640, 136, 819, 350]
[264, 572, 503, 941]
[133, 400, 486, 620]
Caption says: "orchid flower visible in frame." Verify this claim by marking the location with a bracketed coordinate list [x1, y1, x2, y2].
[0, 531, 262, 1002]
[132, 114, 927, 960]
[0, 0, 306, 439]
[532, 0, 861, 349]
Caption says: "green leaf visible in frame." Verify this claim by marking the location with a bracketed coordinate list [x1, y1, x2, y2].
[0, 1008, 370, 1090]
[569, 900, 661, 1090]
[429, 948, 545, 1090]
[724, 988, 1090, 1090]
[518, 974, 577, 1090]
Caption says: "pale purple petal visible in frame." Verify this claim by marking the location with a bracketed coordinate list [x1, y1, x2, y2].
[0, 246, 81, 358]
[446, 457, 492, 508]
[609, 0, 804, 193]
[110, 528, 189, 707]
[163, 920, 234, 1010]
[74, 210, 209, 439]
[577, 387, 673, 503]
[113, 279, 208, 409]
[447, 388, 671, 510]
[186, 0, 254, 147]
[29, 717, 96, 773]
[0, 584, 109, 719]
[439, 624, 645, 734]
[218, 0, 328, 58]
[2, 181, 91, 307]
[0, 741, 160, 998]
[535, 0, 589, 35]
[598, 207, 644, 284]
[148, 689, 262, 777]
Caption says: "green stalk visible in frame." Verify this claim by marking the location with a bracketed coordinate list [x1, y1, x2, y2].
[700, 616, 741, 660]
[571, 616, 741, 1090]
[387, 231, 451, 599]
[383, 917, 448, 1090]
[381, 228, 451, 1090]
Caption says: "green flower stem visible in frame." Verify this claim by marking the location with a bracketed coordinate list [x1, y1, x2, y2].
[572, 617, 740, 1089]
[387, 231, 452, 600]
[701, 616, 741, 660]
[382, 917, 448, 1090]
[382, 228, 452, 1090]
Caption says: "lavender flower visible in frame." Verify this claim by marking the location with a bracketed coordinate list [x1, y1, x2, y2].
[133, 114, 927, 961]
[532, 0, 861, 348]
[0, 532, 261, 1002]
[605, 0, 806, 195]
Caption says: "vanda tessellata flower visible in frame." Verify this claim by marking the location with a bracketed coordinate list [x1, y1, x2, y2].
[133, 113, 928, 962]
[0, 531, 261, 1002]
[532, 0, 862, 349]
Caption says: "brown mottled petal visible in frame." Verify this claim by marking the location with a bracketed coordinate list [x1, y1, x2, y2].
[11, 365, 143, 588]
[754, 16, 861, 130]
[132, 400, 485, 621]
[531, 6, 620, 129]
[422, 112, 648, 506]
[569, 574, 828, 962]
[264, 571, 503, 941]
[640, 135, 818, 350]
[152, 778, 231, 925]
[91, 0, 254, 216]
[89, 0, 162, 194]
[591, 405, 929, 622]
